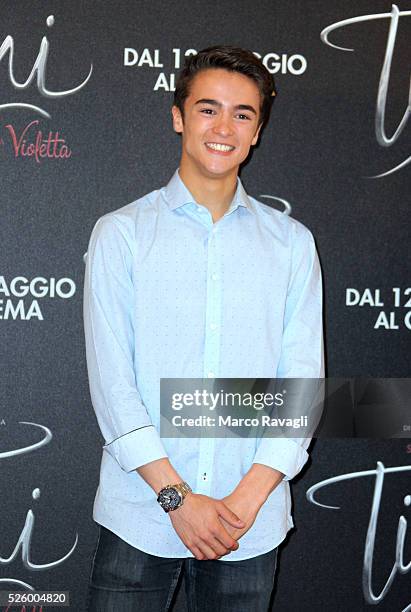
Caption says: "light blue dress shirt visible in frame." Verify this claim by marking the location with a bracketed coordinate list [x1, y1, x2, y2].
[83, 169, 324, 560]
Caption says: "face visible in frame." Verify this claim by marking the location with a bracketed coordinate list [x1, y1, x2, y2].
[172, 68, 262, 181]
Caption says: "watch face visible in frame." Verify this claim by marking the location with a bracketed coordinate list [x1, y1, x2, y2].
[158, 487, 182, 512]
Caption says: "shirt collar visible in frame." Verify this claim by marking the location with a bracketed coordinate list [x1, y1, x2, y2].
[163, 168, 253, 213]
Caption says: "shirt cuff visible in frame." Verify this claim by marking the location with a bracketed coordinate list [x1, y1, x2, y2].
[103, 425, 168, 472]
[252, 438, 309, 481]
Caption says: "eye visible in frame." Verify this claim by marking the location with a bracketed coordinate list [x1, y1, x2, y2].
[200, 108, 216, 115]
[236, 113, 251, 121]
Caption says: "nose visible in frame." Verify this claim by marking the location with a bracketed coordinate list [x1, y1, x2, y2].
[212, 112, 234, 137]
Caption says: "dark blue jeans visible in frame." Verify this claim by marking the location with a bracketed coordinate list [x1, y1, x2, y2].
[86, 525, 278, 611]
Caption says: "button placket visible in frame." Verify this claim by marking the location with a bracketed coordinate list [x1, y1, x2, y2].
[195, 226, 222, 495]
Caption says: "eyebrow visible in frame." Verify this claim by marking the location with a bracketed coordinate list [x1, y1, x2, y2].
[194, 98, 257, 115]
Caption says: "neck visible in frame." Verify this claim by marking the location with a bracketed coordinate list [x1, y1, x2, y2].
[178, 158, 238, 222]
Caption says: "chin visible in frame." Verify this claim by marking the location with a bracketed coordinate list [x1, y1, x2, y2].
[203, 159, 238, 175]
[204, 166, 236, 179]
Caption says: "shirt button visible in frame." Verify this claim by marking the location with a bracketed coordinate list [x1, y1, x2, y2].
[211, 273, 219, 281]
[210, 323, 217, 331]
[207, 371, 215, 378]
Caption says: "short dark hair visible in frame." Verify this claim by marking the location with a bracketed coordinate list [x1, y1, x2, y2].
[173, 45, 276, 127]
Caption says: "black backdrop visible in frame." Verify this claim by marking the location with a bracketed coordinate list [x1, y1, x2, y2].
[0, 1, 410, 610]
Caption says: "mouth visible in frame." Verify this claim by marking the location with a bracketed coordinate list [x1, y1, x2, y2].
[205, 142, 236, 154]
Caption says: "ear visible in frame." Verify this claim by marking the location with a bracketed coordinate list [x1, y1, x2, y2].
[172, 105, 184, 134]
[251, 122, 263, 146]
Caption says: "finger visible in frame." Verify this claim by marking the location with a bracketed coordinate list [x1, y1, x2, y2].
[217, 502, 246, 528]
[190, 545, 206, 561]
[214, 527, 239, 551]
[197, 540, 224, 561]
[207, 537, 230, 557]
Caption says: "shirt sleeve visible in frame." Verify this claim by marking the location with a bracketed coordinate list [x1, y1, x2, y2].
[252, 223, 324, 481]
[83, 214, 169, 473]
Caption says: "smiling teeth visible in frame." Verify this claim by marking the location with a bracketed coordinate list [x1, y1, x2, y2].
[206, 143, 235, 152]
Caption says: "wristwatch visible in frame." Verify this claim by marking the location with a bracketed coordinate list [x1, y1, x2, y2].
[157, 482, 192, 513]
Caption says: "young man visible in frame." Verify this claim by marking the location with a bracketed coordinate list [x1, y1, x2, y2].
[84, 45, 324, 611]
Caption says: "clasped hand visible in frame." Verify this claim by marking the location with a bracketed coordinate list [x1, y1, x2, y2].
[169, 491, 260, 561]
